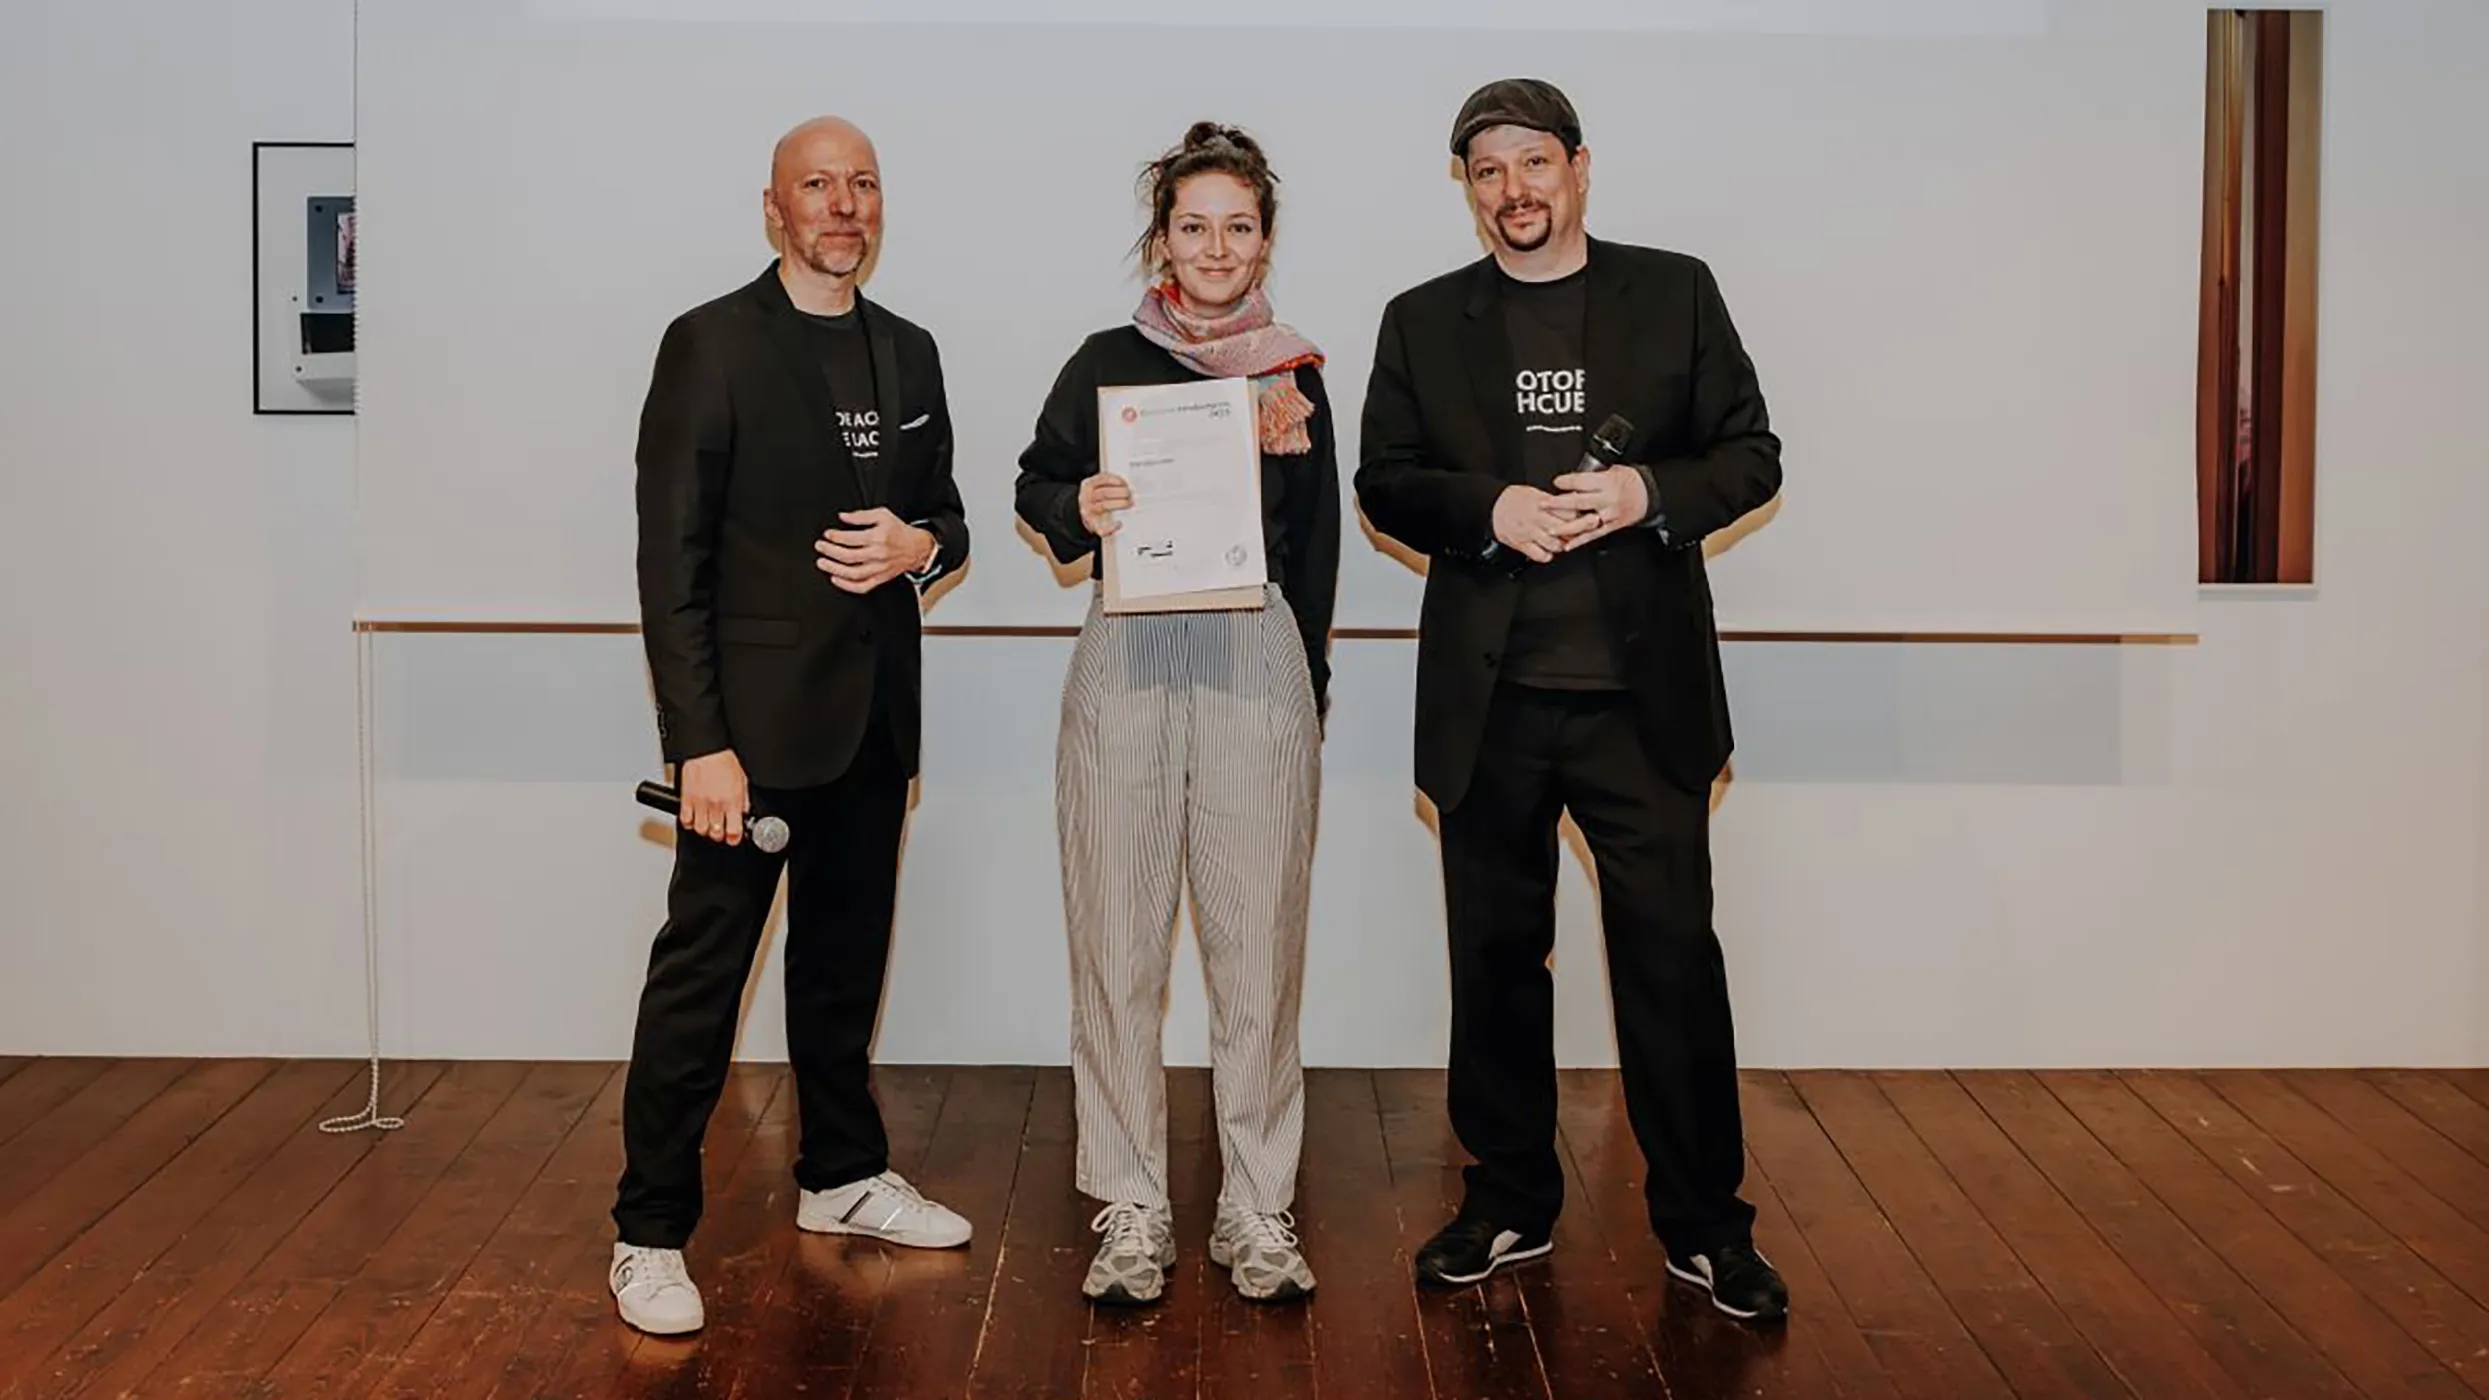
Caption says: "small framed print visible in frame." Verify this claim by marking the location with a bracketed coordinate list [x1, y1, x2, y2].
[253, 141, 357, 415]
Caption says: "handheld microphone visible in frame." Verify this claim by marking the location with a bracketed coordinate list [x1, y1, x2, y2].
[635, 780, 790, 853]
[1493, 412, 1637, 575]
[1577, 412, 1634, 473]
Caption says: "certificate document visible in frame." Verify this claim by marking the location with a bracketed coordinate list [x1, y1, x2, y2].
[1097, 377, 1267, 614]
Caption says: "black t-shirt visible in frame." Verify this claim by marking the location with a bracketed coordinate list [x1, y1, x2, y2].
[1499, 267, 1621, 689]
[799, 306, 880, 481]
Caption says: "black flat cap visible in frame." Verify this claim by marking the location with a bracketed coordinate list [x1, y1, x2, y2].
[1449, 77, 1582, 157]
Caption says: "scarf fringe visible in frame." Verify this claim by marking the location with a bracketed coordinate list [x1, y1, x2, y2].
[1251, 366, 1320, 455]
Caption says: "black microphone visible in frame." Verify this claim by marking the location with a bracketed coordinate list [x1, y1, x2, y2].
[1577, 412, 1634, 473]
[635, 780, 790, 853]
[1497, 412, 1637, 575]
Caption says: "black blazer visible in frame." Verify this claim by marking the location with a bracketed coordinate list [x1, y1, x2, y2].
[635, 262, 968, 788]
[1014, 326, 1342, 714]
[1355, 237, 1781, 807]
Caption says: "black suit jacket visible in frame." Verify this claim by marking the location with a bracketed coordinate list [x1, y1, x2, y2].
[1355, 237, 1781, 808]
[635, 262, 968, 789]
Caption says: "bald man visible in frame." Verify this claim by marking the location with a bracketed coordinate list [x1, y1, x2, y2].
[609, 116, 972, 1336]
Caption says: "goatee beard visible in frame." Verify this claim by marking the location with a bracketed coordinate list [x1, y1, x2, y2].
[1499, 222, 1550, 253]
[804, 241, 864, 279]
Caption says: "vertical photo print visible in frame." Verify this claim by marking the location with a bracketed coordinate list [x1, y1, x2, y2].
[253, 141, 357, 414]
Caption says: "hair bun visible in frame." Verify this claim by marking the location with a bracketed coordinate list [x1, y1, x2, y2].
[1183, 121, 1261, 159]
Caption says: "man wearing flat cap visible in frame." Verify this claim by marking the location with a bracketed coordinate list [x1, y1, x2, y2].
[1354, 76, 1788, 1323]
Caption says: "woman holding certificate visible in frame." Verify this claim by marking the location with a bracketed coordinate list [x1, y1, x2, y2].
[1013, 121, 1340, 1308]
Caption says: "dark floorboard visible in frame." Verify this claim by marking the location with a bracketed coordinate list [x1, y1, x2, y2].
[1, 1060, 2484, 1398]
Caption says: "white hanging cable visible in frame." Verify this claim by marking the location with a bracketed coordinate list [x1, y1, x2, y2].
[321, 626, 405, 1134]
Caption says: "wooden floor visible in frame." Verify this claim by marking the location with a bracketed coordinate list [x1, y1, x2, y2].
[2, 1061, 2488, 1398]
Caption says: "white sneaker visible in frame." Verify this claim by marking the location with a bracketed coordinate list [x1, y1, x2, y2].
[610, 1243, 704, 1335]
[796, 1170, 972, 1248]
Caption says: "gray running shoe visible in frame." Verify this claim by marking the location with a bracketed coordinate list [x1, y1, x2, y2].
[1208, 1201, 1316, 1302]
[1083, 1201, 1176, 1305]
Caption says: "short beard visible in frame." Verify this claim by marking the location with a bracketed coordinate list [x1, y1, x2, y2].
[798, 232, 867, 279]
[1496, 212, 1552, 254]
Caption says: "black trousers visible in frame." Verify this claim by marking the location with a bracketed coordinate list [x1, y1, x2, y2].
[1438, 682, 1757, 1256]
[612, 708, 908, 1249]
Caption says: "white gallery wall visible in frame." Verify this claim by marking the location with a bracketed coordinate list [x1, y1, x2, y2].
[352, 0, 2207, 637]
[2, 0, 2484, 1068]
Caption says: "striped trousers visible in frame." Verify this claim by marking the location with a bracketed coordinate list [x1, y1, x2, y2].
[1056, 583, 1320, 1215]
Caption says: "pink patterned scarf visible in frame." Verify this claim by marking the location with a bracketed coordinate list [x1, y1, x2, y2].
[1132, 282, 1325, 455]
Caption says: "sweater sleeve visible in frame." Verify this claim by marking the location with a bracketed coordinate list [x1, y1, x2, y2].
[1278, 365, 1342, 719]
[1013, 340, 1103, 564]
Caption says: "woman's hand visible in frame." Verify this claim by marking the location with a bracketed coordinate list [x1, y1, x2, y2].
[1078, 473, 1132, 536]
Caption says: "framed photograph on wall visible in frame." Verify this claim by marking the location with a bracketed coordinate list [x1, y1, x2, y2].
[253, 141, 357, 414]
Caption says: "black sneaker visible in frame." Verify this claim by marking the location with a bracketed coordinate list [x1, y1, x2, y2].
[1667, 1242, 1789, 1323]
[1414, 1214, 1553, 1288]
